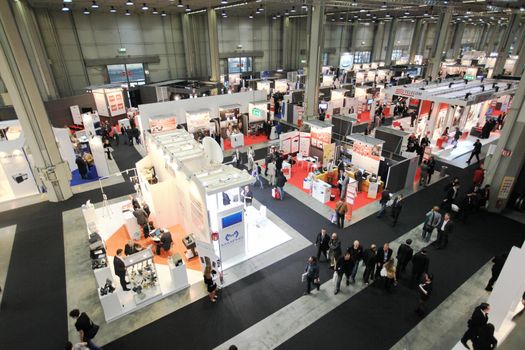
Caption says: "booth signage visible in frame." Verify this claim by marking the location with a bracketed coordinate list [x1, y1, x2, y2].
[501, 149, 512, 157]
[252, 108, 263, 117]
[497, 176, 515, 200]
[393, 88, 423, 98]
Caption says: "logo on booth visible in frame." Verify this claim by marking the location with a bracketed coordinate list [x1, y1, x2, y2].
[225, 230, 240, 242]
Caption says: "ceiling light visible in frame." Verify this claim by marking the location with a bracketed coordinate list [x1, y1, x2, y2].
[276, 13, 281, 18]
[152, 8, 158, 14]
[177, 0, 184, 8]
[291, 6, 296, 13]
[185, 5, 191, 12]
[221, 0, 228, 4]
[125, 10, 131, 15]
[404, 11, 410, 15]
[255, 9, 260, 14]
[83, 8, 90, 15]
[520, 6, 525, 12]
[272, 15, 276, 20]
[91, 0, 99, 9]
[221, 10, 226, 16]
[331, 18, 335, 22]
[161, 11, 167, 17]
[302, 4, 307, 10]
[360, 9, 366, 13]
[142, 3, 149, 10]
[381, 2, 387, 8]
[259, 5, 264, 12]
[366, 13, 371, 17]
[249, 13, 253, 19]
[126, 1, 134, 5]
[385, 13, 391, 17]
[62, 3, 70, 12]
[63, 0, 72, 2]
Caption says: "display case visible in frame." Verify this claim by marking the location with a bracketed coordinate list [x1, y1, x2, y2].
[124, 249, 162, 304]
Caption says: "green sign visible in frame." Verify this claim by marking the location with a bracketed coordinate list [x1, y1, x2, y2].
[252, 108, 262, 117]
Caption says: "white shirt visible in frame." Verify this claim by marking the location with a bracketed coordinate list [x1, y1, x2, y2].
[441, 219, 449, 231]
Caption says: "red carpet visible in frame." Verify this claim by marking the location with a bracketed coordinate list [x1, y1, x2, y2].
[224, 134, 268, 150]
[287, 162, 380, 219]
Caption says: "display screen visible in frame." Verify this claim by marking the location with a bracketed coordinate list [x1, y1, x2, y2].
[221, 211, 243, 229]
[319, 103, 328, 110]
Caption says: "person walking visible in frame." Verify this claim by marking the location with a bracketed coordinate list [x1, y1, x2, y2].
[103, 139, 113, 160]
[375, 243, 393, 279]
[442, 182, 459, 212]
[422, 206, 442, 242]
[251, 162, 264, 189]
[203, 265, 218, 302]
[347, 240, 363, 283]
[377, 188, 391, 218]
[419, 160, 429, 187]
[315, 229, 330, 262]
[391, 194, 403, 226]
[467, 139, 482, 165]
[113, 249, 130, 291]
[415, 273, 433, 316]
[334, 199, 348, 228]
[328, 233, 342, 270]
[68, 309, 102, 350]
[267, 159, 277, 186]
[427, 156, 436, 184]
[485, 252, 508, 291]
[396, 239, 413, 278]
[461, 303, 490, 349]
[304, 256, 320, 295]
[411, 249, 430, 285]
[275, 170, 287, 200]
[363, 244, 377, 284]
[434, 212, 453, 249]
[453, 127, 462, 148]
[334, 251, 355, 295]
[473, 323, 498, 350]
[382, 259, 397, 292]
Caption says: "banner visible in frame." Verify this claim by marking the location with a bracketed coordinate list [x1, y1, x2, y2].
[351, 140, 382, 174]
[323, 143, 336, 165]
[107, 90, 126, 117]
[299, 132, 310, 156]
[149, 116, 177, 134]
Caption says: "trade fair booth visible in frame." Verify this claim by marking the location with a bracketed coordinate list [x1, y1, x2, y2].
[89, 86, 128, 118]
[80, 129, 291, 321]
[383, 78, 518, 161]
[256, 80, 272, 95]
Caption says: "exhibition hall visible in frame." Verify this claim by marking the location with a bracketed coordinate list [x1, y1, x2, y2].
[1, 1, 525, 350]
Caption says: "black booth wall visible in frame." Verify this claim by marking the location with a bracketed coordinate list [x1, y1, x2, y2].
[44, 94, 96, 127]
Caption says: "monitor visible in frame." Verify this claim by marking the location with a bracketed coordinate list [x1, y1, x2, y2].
[221, 211, 243, 229]
[319, 102, 328, 110]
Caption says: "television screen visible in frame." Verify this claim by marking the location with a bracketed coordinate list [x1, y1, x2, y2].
[319, 103, 328, 110]
[221, 211, 243, 229]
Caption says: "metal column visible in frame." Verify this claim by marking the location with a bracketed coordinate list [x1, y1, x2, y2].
[181, 14, 195, 78]
[207, 8, 220, 81]
[486, 69, 525, 212]
[304, 2, 325, 119]
[449, 22, 465, 59]
[384, 19, 398, 67]
[493, 14, 519, 77]
[426, 10, 452, 79]
[408, 19, 422, 64]
[0, 1, 72, 202]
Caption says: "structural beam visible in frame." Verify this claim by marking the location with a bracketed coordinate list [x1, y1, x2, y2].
[0, 1, 72, 202]
[304, 2, 325, 119]
[449, 22, 465, 59]
[408, 19, 422, 64]
[493, 14, 519, 76]
[384, 19, 398, 67]
[181, 14, 195, 78]
[207, 9, 220, 82]
[426, 9, 452, 79]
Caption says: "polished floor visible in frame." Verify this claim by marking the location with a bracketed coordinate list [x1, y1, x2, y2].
[0, 142, 523, 350]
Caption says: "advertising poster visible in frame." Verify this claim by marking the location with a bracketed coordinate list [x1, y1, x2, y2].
[70, 105, 82, 125]
[279, 131, 299, 155]
[219, 211, 245, 260]
[340, 52, 353, 70]
[107, 91, 126, 116]
[322, 143, 336, 165]
[186, 111, 211, 133]
[299, 132, 310, 157]
[351, 140, 382, 174]
[149, 116, 177, 134]
[93, 91, 109, 117]
[310, 127, 331, 150]
[0, 143, 38, 200]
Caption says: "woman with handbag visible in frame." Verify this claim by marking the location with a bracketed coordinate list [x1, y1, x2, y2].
[304, 256, 320, 295]
[382, 259, 397, 292]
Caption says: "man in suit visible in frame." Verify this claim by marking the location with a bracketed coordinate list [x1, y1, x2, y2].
[411, 249, 430, 285]
[467, 139, 482, 164]
[422, 206, 442, 242]
[461, 303, 490, 349]
[442, 184, 459, 212]
[435, 212, 453, 249]
[375, 243, 393, 278]
[396, 239, 413, 278]
[315, 229, 330, 262]
[377, 188, 391, 218]
[113, 249, 130, 291]
[347, 240, 363, 283]
[391, 194, 403, 226]
[363, 244, 377, 285]
[485, 252, 508, 291]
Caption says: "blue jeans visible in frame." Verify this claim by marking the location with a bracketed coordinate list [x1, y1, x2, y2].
[87, 339, 103, 350]
[277, 186, 284, 200]
[377, 203, 387, 217]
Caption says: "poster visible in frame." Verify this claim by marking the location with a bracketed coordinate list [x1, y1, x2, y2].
[310, 127, 331, 150]
[279, 131, 299, 155]
[351, 140, 382, 174]
[186, 111, 210, 133]
[70, 105, 82, 125]
[497, 176, 515, 200]
[0, 141, 38, 201]
[149, 116, 177, 134]
[323, 143, 336, 165]
[93, 91, 109, 117]
[299, 132, 310, 157]
[107, 90, 126, 117]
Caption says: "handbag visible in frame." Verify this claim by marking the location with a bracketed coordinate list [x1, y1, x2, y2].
[301, 272, 308, 283]
[380, 267, 387, 277]
[332, 271, 338, 284]
[330, 212, 337, 223]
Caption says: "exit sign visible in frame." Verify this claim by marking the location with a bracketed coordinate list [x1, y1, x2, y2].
[118, 48, 126, 54]
[252, 108, 263, 117]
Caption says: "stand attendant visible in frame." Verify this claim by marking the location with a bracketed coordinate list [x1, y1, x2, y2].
[203, 266, 218, 302]
[113, 249, 130, 291]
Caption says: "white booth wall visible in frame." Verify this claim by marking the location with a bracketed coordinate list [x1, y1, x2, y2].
[0, 137, 39, 202]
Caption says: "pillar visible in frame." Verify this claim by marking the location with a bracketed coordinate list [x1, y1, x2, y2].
[417, 21, 429, 59]
[12, 0, 58, 100]
[304, 2, 325, 119]
[511, 23, 525, 55]
[426, 9, 452, 79]
[449, 22, 465, 59]
[493, 14, 519, 76]
[207, 9, 220, 81]
[182, 14, 196, 78]
[282, 17, 291, 69]
[371, 21, 385, 62]
[408, 19, 422, 64]
[512, 38, 525, 76]
[486, 69, 525, 212]
[476, 23, 489, 51]
[0, 1, 72, 202]
[384, 19, 398, 66]
[484, 25, 500, 53]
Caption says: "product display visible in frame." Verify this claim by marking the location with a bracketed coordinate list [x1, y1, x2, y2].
[124, 249, 161, 303]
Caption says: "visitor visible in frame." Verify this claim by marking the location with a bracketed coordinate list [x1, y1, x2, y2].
[382, 259, 397, 292]
[112, 124, 120, 146]
[434, 212, 453, 249]
[473, 323, 498, 350]
[156, 229, 173, 255]
[275, 170, 287, 200]
[340, 174, 349, 200]
[132, 127, 141, 144]
[467, 139, 482, 164]
[441, 182, 459, 212]
[347, 240, 363, 283]
[334, 251, 355, 295]
[65, 340, 88, 350]
[415, 273, 433, 316]
[377, 187, 391, 218]
[113, 249, 130, 291]
[315, 228, 330, 262]
[363, 244, 378, 285]
[453, 127, 462, 149]
[328, 233, 342, 270]
[203, 265, 218, 302]
[395, 239, 413, 278]
[411, 249, 430, 286]
[251, 162, 264, 189]
[303, 256, 321, 295]
[422, 206, 442, 242]
[427, 156, 436, 184]
[241, 185, 253, 206]
[68, 309, 102, 350]
[485, 252, 508, 292]
[334, 199, 347, 228]
[461, 303, 490, 349]
[267, 159, 277, 186]
[103, 139, 112, 160]
[419, 160, 429, 187]
[126, 126, 134, 146]
[375, 243, 393, 279]
[391, 194, 403, 226]
[124, 240, 142, 256]
[75, 155, 88, 179]
[472, 165, 485, 187]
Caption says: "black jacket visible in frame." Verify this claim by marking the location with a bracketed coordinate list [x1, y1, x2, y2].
[113, 256, 126, 277]
[473, 141, 482, 154]
[276, 174, 287, 187]
[491, 253, 508, 274]
[329, 239, 342, 257]
[347, 245, 363, 262]
[376, 248, 393, 265]
[438, 219, 454, 234]
[336, 256, 355, 276]
[363, 248, 377, 266]
[315, 232, 330, 250]
[380, 190, 391, 204]
[160, 231, 173, 250]
[396, 244, 413, 263]
[468, 306, 489, 330]
[412, 252, 429, 273]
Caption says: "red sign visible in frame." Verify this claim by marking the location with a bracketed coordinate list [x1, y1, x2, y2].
[501, 149, 512, 157]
